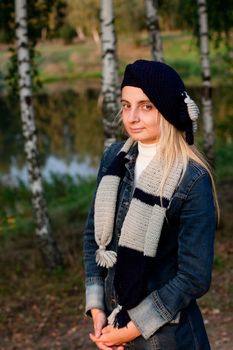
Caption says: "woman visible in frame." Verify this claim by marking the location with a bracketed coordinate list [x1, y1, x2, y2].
[84, 60, 218, 350]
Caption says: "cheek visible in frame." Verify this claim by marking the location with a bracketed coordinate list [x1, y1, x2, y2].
[151, 113, 161, 128]
[121, 113, 129, 127]
[145, 114, 160, 128]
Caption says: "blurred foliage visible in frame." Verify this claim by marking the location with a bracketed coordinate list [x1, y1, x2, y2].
[58, 23, 77, 44]
[0, 175, 96, 237]
[176, 0, 233, 47]
[1, 0, 232, 43]
[215, 142, 233, 180]
[5, 47, 42, 96]
[0, 0, 67, 44]
[66, 0, 99, 39]
[1, 0, 66, 95]
[114, 1, 145, 35]
[1, 0, 232, 94]
[0, 0, 14, 43]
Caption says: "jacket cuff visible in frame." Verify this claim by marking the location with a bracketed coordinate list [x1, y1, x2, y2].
[127, 291, 173, 339]
[85, 282, 105, 316]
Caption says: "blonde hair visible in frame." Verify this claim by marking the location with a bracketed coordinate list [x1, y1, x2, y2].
[158, 116, 220, 221]
[117, 108, 219, 221]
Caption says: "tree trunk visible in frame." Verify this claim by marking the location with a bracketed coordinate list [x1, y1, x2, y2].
[197, 0, 214, 166]
[76, 26, 86, 42]
[92, 28, 100, 45]
[15, 0, 63, 269]
[144, 0, 164, 62]
[100, 0, 120, 148]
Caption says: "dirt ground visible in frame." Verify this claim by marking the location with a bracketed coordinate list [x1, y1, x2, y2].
[0, 181, 232, 350]
[0, 284, 232, 350]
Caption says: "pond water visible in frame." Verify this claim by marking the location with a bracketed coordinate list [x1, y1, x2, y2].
[0, 86, 104, 186]
[0, 85, 232, 186]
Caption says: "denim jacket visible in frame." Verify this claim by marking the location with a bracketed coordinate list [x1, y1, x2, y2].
[83, 142, 216, 348]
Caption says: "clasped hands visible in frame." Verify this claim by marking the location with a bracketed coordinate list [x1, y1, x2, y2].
[90, 308, 141, 350]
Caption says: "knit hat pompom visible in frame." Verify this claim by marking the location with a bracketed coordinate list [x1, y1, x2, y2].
[121, 59, 199, 145]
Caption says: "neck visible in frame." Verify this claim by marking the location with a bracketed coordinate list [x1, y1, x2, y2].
[138, 141, 158, 157]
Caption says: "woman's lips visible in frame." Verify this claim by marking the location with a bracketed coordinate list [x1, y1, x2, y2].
[130, 128, 144, 133]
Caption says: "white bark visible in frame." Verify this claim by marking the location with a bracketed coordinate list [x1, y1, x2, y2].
[197, 0, 214, 165]
[144, 0, 163, 62]
[15, 0, 63, 269]
[92, 28, 100, 45]
[100, 0, 120, 148]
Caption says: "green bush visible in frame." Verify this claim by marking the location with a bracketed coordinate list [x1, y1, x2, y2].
[0, 176, 96, 237]
[59, 24, 77, 45]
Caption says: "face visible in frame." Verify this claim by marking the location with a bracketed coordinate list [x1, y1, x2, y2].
[121, 86, 161, 144]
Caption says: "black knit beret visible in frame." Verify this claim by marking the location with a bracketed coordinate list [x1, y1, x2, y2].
[121, 59, 195, 145]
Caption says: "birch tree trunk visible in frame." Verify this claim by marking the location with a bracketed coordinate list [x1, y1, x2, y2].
[197, 0, 214, 165]
[144, 0, 164, 62]
[15, 0, 63, 269]
[100, 0, 120, 148]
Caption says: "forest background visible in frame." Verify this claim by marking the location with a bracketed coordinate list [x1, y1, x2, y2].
[0, 0, 232, 349]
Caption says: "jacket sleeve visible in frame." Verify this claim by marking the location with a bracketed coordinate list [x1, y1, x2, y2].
[127, 173, 216, 339]
[83, 143, 123, 315]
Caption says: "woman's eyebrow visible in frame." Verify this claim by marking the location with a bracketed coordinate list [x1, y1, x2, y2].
[120, 99, 151, 104]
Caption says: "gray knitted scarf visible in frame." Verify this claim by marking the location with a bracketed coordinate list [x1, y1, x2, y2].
[94, 138, 183, 327]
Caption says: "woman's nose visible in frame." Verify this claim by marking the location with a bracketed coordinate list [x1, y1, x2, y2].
[127, 108, 140, 123]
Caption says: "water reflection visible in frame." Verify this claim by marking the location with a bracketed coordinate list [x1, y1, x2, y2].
[1, 154, 98, 186]
[0, 88, 104, 186]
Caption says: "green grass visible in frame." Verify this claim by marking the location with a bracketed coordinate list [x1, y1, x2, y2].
[213, 255, 225, 269]
[0, 175, 96, 238]
[0, 32, 231, 88]
[216, 142, 233, 181]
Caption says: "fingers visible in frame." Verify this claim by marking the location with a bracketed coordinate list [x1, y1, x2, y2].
[94, 326, 101, 338]
[92, 310, 107, 338]
[94, 319, 103, 337]
[101, 325, 112, 334]
[89, 333, 114, 350]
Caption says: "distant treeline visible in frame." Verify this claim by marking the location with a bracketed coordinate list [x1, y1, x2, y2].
[0, 0, 232, 45]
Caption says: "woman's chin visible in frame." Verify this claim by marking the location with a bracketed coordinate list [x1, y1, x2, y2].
[129, 134, 159, 144]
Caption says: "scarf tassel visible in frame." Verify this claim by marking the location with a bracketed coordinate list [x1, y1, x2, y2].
[95, 245, 117, 268]
[108, 305, 130, 328]
[183, 91, 199, 133]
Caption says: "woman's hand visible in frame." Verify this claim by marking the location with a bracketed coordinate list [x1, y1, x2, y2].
[90, 309, 124, 350]
[89, 321, 141, 348]
[91, 308, 107, 338]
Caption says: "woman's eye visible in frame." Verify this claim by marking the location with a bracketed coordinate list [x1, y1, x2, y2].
[142, 104, 152, 111]
[122, 103, 130, 110]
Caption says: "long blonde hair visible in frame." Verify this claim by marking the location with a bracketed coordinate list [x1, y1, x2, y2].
[158, 116, 220, 221]
[117, 107, 219, 221]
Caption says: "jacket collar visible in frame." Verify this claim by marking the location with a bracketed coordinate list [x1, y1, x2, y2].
[124, 142, 138, 179]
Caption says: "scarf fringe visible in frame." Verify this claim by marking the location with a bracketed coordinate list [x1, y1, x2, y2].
[114, 309, 131, 328]
[107, 304, 122, 325]
[108, 305, 130, 328]
[96, 246, 117, 268]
